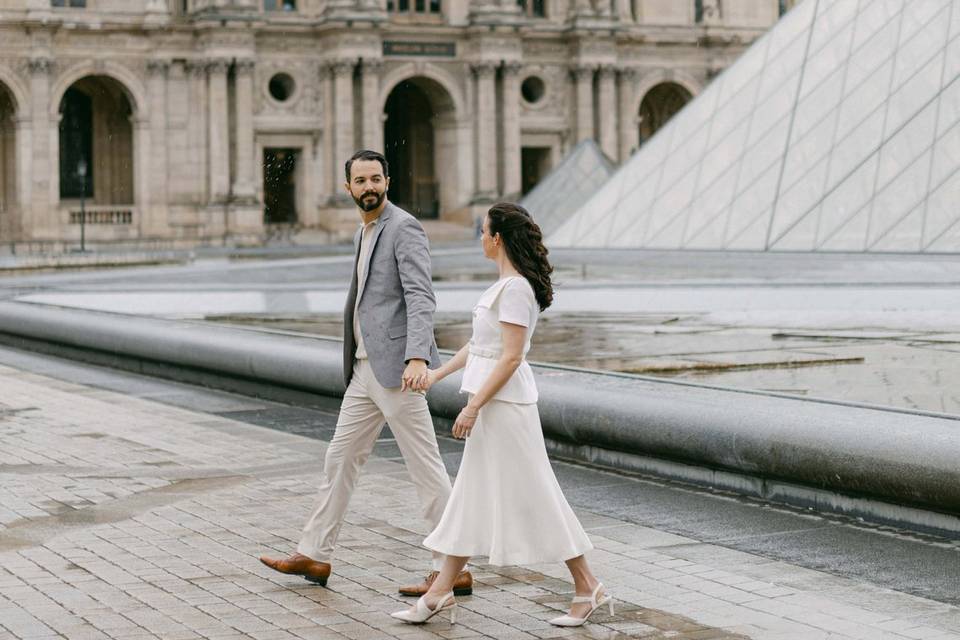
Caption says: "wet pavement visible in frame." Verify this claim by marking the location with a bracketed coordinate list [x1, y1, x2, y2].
[3, 246, 960, 415]
[1, 344, 959, 640]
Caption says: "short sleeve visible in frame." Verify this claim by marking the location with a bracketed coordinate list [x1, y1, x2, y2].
[497, 278, 534, 327]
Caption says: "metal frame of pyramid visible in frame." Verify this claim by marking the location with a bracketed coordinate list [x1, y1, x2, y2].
[550, 0, 960, 253]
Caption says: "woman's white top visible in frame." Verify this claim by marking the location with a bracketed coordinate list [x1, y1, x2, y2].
[460, 276, 539, 404]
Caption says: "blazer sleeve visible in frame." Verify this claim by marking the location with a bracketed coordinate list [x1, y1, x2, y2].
[394, 216, 437, 364]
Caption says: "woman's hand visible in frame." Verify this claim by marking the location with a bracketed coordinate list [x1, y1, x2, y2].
[452, 407, 478, 439]
[421, 368, 439, 392]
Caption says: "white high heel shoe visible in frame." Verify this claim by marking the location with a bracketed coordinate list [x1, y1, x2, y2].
[549, 583, 613, 627]
[391, 592, 457, 625]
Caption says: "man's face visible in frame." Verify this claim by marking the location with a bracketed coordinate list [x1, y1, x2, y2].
[345, 160, 389, 213]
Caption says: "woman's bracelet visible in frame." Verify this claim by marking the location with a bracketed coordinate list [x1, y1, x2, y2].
[461, 407, 479, 418]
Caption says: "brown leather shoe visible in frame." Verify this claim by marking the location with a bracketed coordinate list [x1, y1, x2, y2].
[398, 570, 473, 597]
[259, 553, 331, 586]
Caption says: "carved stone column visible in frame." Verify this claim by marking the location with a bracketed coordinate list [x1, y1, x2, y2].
[206, 58, 231, 203]
[472, 62, 498, 200]
[360, 59, 383, 151]
[27, 57, 53, 235]
[618, 67, 639, 161]
[597, 65, 617, 160]
[501, 62, 522, 199]
[331, 58, 356, 202]
[571, 64, 595, 144]
[232, 59, 256, 202]
[318, 63, 335, 200]
[184, 60, 208, 201]
[144, 59, 169, 234]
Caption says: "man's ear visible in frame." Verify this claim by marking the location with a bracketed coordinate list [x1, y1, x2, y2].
[343, 181, 351, 195]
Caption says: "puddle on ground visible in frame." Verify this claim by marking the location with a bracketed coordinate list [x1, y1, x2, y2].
[205, 313, 960, 416]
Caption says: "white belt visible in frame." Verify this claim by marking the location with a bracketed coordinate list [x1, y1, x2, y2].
[468, 343, 502, 359]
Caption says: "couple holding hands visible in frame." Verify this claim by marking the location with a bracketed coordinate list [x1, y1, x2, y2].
[260, 150, 610, 628]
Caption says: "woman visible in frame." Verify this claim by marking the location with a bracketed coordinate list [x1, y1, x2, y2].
[391, 202, 611, 628]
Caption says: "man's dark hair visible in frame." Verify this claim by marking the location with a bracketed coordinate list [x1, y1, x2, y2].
[345, 150, 389, 182]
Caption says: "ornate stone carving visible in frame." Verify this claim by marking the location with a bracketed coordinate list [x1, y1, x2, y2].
[502, 61, 523, 76]
[205, 58, 231, 75]
[470, 61, 497, 78]
[361, 58, 384, 75]
[597, 64, 616, 80]
[330, 59, 356, 76]
[27, 57, 53, 75]
[234, 59, 256, 75]
[570, 64, 595, 81]
[146, 59, 171, 76]
[184, 59, 207, 77]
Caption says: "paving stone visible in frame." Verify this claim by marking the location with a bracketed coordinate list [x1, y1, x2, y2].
[0, 364, 957, 640]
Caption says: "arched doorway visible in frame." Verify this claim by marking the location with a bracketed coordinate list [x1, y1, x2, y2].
[638, 82, 692, 145]
[0, 82, 16, 237]
[58, 76, 134, 209]
[383, 77, 457, 219]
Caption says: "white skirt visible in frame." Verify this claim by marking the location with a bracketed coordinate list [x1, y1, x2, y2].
[423, 399, 593, 566]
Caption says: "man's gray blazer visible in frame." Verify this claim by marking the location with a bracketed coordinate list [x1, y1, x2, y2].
[343, 201, 441, 389]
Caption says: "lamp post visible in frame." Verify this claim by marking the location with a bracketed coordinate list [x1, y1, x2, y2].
[77, 157, 87, 253]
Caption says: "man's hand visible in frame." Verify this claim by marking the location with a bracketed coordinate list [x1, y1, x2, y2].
[401, 359, 428, 392]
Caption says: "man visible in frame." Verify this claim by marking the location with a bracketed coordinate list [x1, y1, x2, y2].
[260, 150, 472, 597]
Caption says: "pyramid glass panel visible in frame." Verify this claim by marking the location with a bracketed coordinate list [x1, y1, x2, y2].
[518, 139, 615, 238]
[549, 0, 960, 253]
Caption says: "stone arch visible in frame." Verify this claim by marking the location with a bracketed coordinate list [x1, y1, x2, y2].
[636, 80, 695, 145]
[57, 74, 137, 207]
[49, 60, 148, 119]
[379, 62, 465, 118]
[630, 69, 702, 117]
[0, 75, 21, 240]
[0, 67, 28, 116]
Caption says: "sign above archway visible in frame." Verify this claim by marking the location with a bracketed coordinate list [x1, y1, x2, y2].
[383, 41, 456, 57]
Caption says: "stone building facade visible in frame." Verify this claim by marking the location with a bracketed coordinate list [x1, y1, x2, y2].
[0, 0, 793, 249]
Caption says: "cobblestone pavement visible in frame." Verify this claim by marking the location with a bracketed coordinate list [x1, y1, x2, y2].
[1, 363, 959, 640]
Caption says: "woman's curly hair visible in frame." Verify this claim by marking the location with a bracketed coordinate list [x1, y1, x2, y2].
[487, 202, 554, 311]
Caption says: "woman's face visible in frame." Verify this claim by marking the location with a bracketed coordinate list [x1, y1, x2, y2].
[481, 216, 499, 260]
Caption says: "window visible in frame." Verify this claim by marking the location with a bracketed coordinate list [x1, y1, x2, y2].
[517, 0, 545, 17]
[264, 0, 296, 10]
[694, 0, 721, 23]
[268, 73, 296, 102]
[51, 0, 86, 7]
[386, 0, 441, 15]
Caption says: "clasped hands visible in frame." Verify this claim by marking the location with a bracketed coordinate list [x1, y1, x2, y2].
[401, 359, 478, 439]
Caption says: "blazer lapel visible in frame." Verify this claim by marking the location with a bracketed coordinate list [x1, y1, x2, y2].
[357, 203, 394, 301]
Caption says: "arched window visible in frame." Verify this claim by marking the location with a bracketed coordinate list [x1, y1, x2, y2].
[518, 0, 545, 17]
[638, 83, 692, 145]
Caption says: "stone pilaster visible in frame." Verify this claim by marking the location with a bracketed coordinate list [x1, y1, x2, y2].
[232, 59, 256, 202]
[360, 59, 383, 152]
[597, 65, 617, 160]
[145, 59, 169, 231]
[184, 60, 208, 201]
[501, 62, 522, 199]
[206, 58, 231, 204]
[472, 62, 498, 201]
[618, 67, 639, 161]
[318, 63, 335, 199]
[27, 57, 53, 237]
[331, 58, 356, 203]
[571, 64, 595, 144]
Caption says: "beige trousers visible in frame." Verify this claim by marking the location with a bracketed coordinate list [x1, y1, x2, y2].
[297, 359, 452, 569]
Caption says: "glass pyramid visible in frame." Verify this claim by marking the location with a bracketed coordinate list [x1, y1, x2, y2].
[519, 139, 615, 237]
[550, 0, 960, 252]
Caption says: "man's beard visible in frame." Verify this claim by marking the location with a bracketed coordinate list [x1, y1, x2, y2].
[354, 190, 385, 212]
